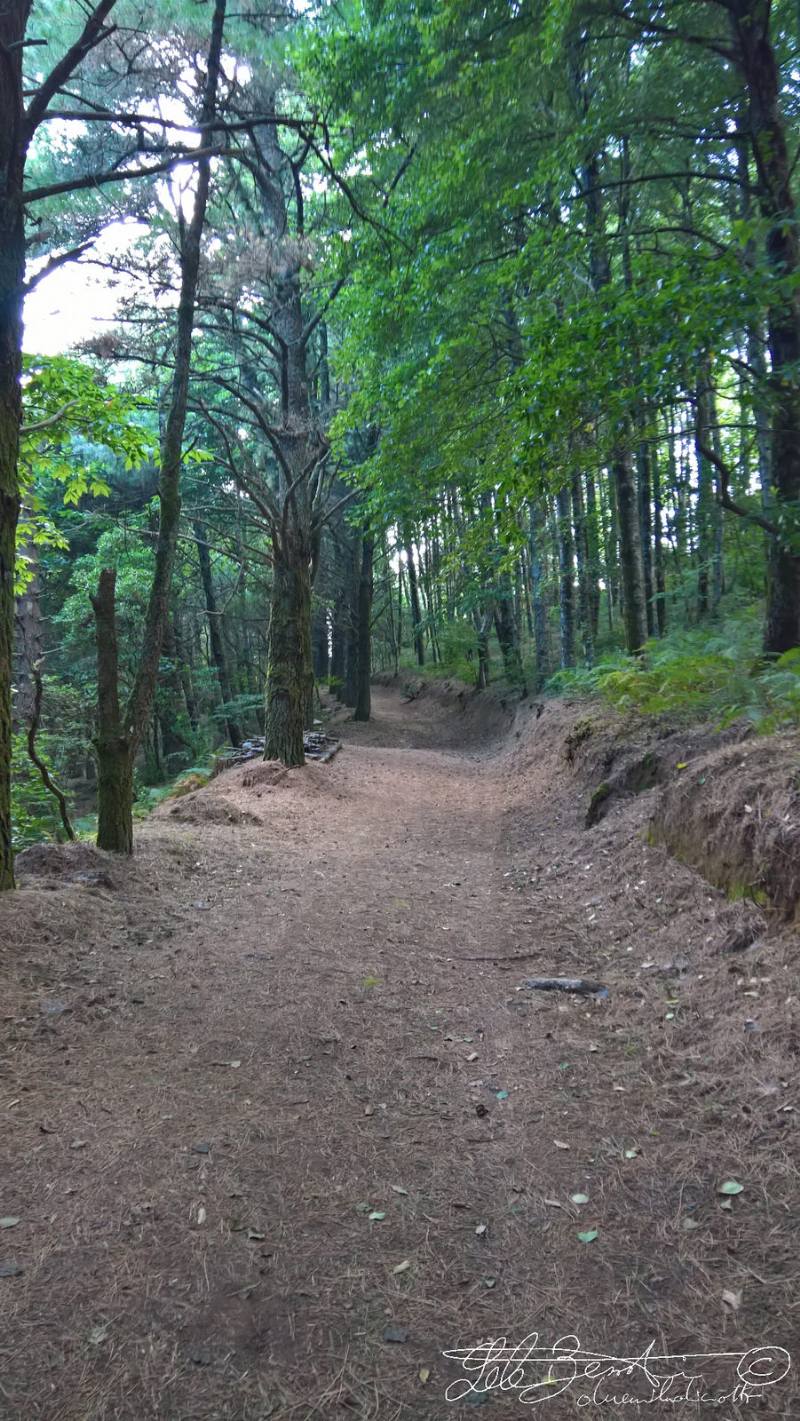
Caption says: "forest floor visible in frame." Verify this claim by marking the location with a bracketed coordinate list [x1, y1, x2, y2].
[0, 682, 797, 1420]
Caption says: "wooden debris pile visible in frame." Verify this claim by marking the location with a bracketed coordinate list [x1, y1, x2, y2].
[218, 729, 341, 769]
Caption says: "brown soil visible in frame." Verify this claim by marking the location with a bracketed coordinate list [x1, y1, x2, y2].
[651, 732, 800, 919]
[0, 684, 797, 1420]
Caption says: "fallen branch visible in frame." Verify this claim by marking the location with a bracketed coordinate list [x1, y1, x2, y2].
[24, 660, 76, 842]
[444, 952, 544, 963]
[523, 976, 608, 997]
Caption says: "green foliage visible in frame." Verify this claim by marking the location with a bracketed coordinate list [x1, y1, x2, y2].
[213, 694, 265, 733]
[17, 356, 154, 592]
[10, 732, 70, 851]
[547, 612, 800, 733]
[133, 763, 215, 817]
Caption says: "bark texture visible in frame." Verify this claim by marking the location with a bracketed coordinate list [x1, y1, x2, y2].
[731, 0, 800, 652]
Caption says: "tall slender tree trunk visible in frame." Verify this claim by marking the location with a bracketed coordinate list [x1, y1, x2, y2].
[731, 0, 800, 651]
[331, 585, 347, 690]
[93, 0, 226, 850]
[571, 472, 594, 665]
[343, 532, 360, 709]
[0, 2, 29, 889]
[695, 371, 714, 619]
[636, 429, 655, 637]
[14, 534, 42, 727]
[556, 486, 575, 668]
[652, 439, 667, 637]
[493, 577, 526, 690]
[613, 447, 648, 654]
[354, 531, 374, 721]
[584, 473, 601, 639]
[404, 537, 425, 666]
[91, 570, 133, 856]
[312, 601, 330, 681]
[256, 101, 329, 759]
[172, 612, 200, 731]
[528, 501, 549, 686]
[474, 607, 492, 689]
[194, 519, 241, 746]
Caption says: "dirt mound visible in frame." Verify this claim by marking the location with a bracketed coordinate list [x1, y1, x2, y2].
[240, 759, 289, 789]
[651, 731, 800, 918]
[15, 840, 119, 888]
[164, 793, 263, 826]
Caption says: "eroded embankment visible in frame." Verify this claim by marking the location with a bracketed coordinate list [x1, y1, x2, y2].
[536, 692, 800, 920]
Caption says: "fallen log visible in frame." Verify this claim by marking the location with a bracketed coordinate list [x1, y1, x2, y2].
[218, 730, 340, 768]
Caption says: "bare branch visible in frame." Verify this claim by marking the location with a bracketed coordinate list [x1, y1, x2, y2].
[23, 145, 224, 205]
[24, 0, 119, 141]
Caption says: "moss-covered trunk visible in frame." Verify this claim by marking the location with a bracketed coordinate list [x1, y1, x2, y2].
[264, 533, 313, 766]
[95, 738, 134, 855]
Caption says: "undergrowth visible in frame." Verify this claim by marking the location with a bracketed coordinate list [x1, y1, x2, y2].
[547, 611, 800, 732]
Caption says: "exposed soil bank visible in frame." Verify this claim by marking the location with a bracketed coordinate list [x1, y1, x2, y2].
[651, 732, 800, 918]
[0, 685, 796, 1420]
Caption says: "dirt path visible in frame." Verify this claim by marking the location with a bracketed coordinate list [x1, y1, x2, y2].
[0, 686, 796, 1419]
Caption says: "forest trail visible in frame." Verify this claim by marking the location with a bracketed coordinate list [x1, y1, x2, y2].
[1, 685, 796, 1419]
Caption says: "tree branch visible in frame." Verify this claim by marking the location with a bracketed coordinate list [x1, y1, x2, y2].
[23, 145, 224, 205]
[24, 0, 119, 141]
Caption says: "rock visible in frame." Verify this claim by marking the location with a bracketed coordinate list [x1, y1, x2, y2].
[383, 1325, 409, 1344]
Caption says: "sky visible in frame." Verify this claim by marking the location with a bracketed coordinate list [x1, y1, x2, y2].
[24, 222, 142, 357]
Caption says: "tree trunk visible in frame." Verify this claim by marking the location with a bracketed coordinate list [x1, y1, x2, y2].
[194, 519, 241, 746]
[556, 486, 575, 668]
[91, 569, 133, 856]
[331, 586, 347, 692]
[571, 472, 594, 666]
[694, 371, 714, 619]
[264, 531, 312, 766]
[342, 529, 360, 707]
[405, 538, 425, 666]
[172, 613, 200, 731]
[528, 501, 549, 686]
[474, 607, 492, 689]
[14, 534, 42, 728]
[0, 2, 29, 889]
[732, 0, 800, 651]
[636, 431, 655, 637]
[354, 531, 374, 721]
[91, 0, 226, 850]
[312, 601, 330, 680]
[493, 577, 527, 691]
[652, 440, 667, 637]
[584, 473, 601, 639]
[613, 447, 648, 654]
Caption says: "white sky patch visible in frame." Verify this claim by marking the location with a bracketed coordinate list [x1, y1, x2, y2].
[24, 221, 147, 356]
